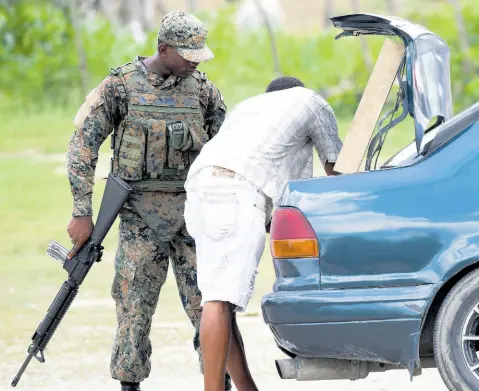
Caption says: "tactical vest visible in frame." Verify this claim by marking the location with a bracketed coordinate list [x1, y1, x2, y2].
[109, 61, 208, 191]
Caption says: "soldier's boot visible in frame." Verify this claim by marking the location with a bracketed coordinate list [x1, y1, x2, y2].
[120, 381, 141, 391]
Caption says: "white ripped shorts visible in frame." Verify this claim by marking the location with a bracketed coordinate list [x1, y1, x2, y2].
[184, 166, 268, 312]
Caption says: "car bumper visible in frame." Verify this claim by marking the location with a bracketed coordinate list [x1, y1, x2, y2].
[261, 284, 437, 369]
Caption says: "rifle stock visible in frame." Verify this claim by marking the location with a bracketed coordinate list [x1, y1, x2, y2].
[91, 173, 132, 245]
[11, 174, 131, 387]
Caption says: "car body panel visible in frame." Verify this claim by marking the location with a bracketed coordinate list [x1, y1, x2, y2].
[262, 284, 436, 325]
[268, 320, 421, 370]
[271, 258, 320, 292]
[282, 118, 479, 290]
[262, 284, 434, 371]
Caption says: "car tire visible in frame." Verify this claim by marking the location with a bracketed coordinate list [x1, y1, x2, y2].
[434, 267, 479, 391]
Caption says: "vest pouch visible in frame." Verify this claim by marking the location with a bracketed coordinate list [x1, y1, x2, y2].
[168, 147, 188, 172]
[188, 121, 208, 151]
[166, 121, 190, 172]
[167, 121, 192, 150]
[116, 118, 146, 181]
[144, 119, 168, 177]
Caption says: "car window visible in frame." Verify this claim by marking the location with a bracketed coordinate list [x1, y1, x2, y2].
[381, 102, 479, 168]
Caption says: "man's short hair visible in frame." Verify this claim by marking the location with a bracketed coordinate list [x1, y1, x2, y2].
[265, 76, 305, 93]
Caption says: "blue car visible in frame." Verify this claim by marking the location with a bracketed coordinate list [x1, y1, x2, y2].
[261, 13, 479, 391]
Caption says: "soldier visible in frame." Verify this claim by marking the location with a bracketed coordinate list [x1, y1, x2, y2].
[65, 10, 229, 391]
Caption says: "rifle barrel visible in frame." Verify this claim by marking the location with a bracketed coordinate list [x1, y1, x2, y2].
[11, 353, 34, 387]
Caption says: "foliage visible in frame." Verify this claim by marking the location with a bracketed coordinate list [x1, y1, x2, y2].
[0, 0, 478, 118]
[0, 0, 78, 110]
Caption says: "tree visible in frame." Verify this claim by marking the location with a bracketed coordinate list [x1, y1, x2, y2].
[323, 0, 334, 30]
[70, 0, 90, 98]
[351, 0, 373, 71]
[253, 0, 282, 76]
[187, 0, 197, 12]
[449, 0, 472, 74]
[386, 0, 397, 14]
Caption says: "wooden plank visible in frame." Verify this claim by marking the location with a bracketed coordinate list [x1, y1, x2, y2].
[334, 38, 405, 174]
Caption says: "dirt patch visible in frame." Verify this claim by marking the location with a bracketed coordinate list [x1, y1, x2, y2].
[1, 311, 448, 390]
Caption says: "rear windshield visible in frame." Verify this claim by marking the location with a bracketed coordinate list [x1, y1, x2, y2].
[382, 102, 479, 168]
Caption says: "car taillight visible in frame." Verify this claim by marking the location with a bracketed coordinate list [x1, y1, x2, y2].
[270, 207, 319, 259]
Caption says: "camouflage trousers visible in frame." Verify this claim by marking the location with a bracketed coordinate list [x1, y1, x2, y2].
[109, 190, 231, 389]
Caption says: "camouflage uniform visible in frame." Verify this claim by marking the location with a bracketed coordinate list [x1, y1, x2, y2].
[67, 11, 231, 389]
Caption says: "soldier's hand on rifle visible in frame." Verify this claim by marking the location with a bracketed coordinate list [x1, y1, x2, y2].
[67, 216, 94, 259]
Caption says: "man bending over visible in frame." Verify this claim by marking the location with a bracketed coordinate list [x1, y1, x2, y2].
[184, 76, 343, 391]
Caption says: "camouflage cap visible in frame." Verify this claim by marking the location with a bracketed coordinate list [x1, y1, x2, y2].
[158, 10, 214, 63]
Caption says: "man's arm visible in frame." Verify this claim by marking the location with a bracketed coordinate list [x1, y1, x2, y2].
[200, 78, 227, 139]
[309, 98, 343, 176]
[67, 75, 126, 216]
[66, 75, 126, 257]
[324, 161, 340, 176]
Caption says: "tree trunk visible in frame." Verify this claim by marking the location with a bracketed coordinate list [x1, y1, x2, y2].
[323, 0, 333, 30]
[142, 0, 156, 30]
[351, 0, 373, 71]
[253, 0, 282, 76]
[128, 0, 143, 24]
[386, 0, 397, 14]
[69, 0, 90, 99]
[187, 0, 197, 12]
[117, 0, 130, 24]
[156, 0, 168, 16]
[449, 0, 472, 74]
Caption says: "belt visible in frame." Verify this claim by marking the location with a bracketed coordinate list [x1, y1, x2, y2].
[128, 180, 185, 191]
[212, 165, 236, 179]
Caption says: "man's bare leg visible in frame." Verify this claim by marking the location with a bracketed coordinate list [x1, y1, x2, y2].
[201, 301, 232, 391]
[226, 313, 258, 391]
[200, 301, 258, 391]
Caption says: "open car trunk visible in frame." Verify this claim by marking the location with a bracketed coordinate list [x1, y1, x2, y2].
[330, 13, 453, 170]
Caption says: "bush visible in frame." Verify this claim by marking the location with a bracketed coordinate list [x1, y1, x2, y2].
[0, 1, 478, 117]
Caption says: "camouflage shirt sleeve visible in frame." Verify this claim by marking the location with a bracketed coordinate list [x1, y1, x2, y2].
[67, 75, 127, 217]
[199, 78, 227, 139]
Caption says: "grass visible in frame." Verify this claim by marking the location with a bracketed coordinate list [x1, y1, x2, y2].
[0, 109, 77, 154]
[0, 102, 414, 386]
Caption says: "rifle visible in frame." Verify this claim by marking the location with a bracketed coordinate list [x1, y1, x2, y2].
[11, 173, 132, 387]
